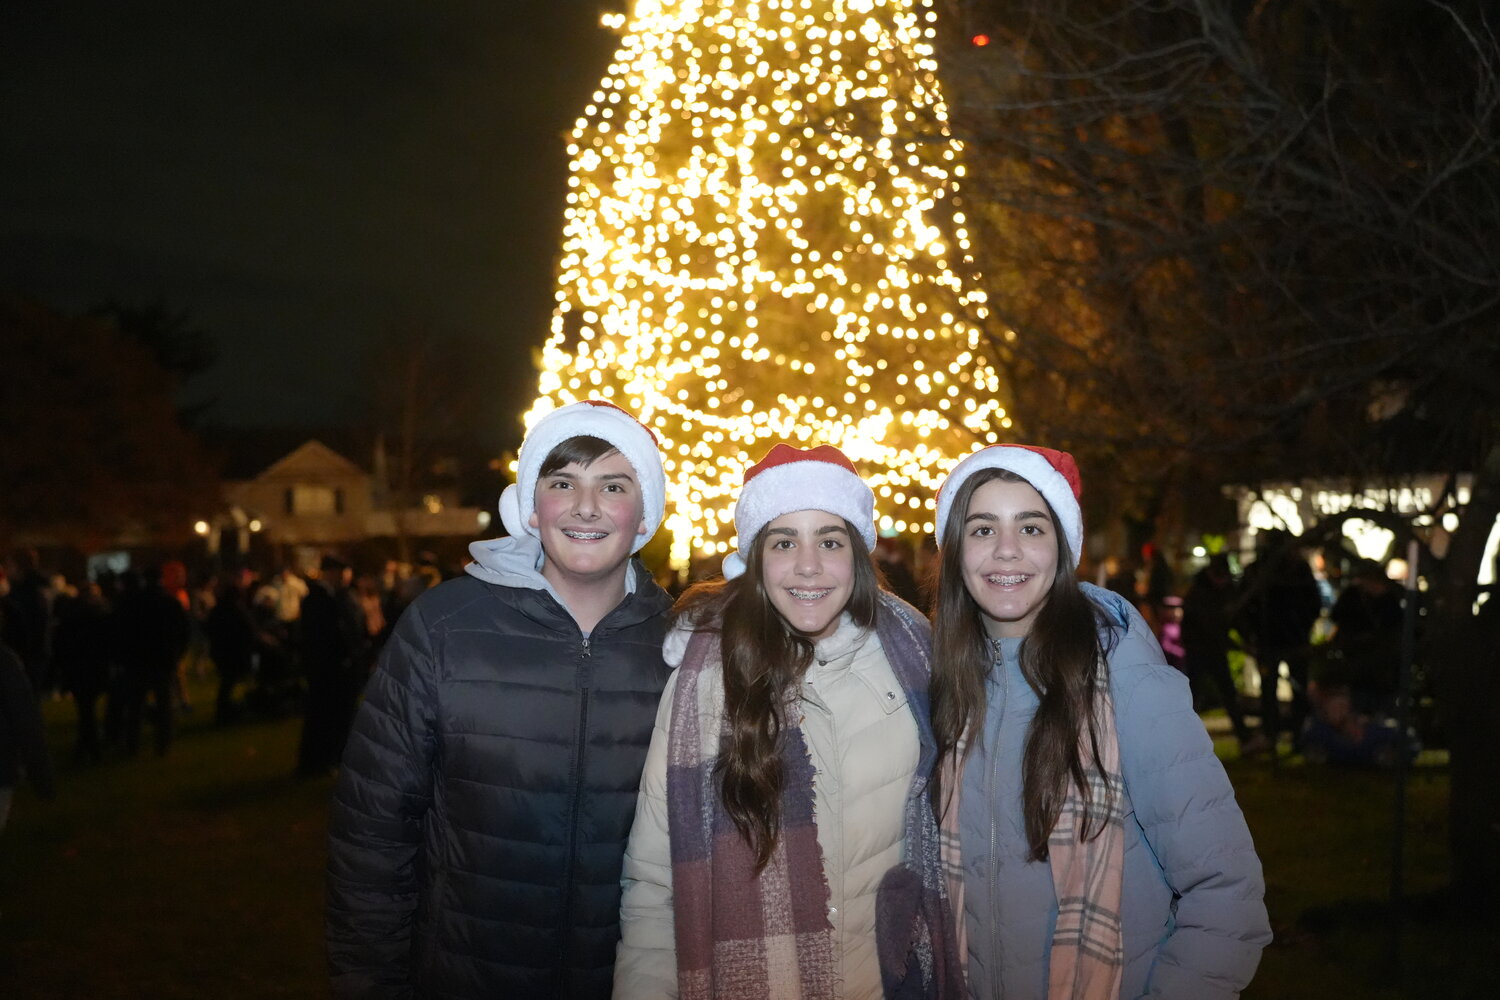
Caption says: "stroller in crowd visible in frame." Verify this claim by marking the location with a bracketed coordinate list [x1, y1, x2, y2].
[1300, 560, 1418, 767]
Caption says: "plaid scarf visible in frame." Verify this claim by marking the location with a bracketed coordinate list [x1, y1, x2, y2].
[666, 595, 962, 1000]
[938, 657, 1125, 1000]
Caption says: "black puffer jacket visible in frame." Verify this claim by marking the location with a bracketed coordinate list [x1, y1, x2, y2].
[326, 563, 672, 999]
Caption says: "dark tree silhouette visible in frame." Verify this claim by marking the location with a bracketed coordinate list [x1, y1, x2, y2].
[938, 0, 1500, 907]
[0, 295, 221, 551]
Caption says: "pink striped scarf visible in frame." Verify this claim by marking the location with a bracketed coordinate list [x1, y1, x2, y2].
[665, 627, 838, 1000]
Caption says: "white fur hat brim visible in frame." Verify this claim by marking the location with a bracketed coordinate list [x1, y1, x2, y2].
[935, 446, 1083, 568]
[722, 458, 876, 579]
[499, 401, 665, 554]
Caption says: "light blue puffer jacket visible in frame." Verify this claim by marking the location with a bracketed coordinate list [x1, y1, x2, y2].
[959, 584, 1271, 999]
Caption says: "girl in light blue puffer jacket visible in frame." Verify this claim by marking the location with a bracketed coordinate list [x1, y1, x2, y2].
[928, 445, 1271, 1000]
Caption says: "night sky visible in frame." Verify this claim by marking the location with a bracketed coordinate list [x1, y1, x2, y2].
[1, 1, 619, 441]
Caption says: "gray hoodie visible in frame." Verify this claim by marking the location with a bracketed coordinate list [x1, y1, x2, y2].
[466, 534, 641, 627]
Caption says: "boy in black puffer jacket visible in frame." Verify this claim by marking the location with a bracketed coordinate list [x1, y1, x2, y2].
[327, 402, 673, 1000]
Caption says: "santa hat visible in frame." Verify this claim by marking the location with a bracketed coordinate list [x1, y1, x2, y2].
[723, 443, 877, 579]
[499, 400, 666, 553]
[935, 444, 1084, 568]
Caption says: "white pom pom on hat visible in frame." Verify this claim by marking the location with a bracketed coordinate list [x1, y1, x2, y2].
[498, 400, 666, 554]
[935, 444, 1084, 568]
[722, 443, 877, 580]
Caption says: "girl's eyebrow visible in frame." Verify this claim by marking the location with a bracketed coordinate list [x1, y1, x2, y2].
[765, 523, 848, 537]
[965, 509, 1048, 522]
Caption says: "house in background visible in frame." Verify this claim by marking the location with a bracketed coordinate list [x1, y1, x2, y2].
[225, 440, 373, 546]
[213, 437, 493, 572]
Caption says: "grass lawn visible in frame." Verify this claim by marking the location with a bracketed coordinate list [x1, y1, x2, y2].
[0, 687, 1490, 998]
[1, 686, 331, 1000]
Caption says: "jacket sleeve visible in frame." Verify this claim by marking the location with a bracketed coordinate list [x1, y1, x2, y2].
[1111, 626, 1272, 1000]
[326, 602, 439, 1000]
[613, 678, 680, 1000]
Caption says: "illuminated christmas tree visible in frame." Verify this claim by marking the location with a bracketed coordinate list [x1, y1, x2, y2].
[527, 0, 1011, 568]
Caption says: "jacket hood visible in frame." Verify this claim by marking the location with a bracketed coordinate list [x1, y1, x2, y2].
[465, 535, 549, 589]
[663, 619, 694, 669]
[1080, 580, 1133, 631]
[466, 535, 671, 633]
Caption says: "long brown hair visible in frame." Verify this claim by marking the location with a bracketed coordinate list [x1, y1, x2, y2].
[929, 468, 1115, 861]
[674, 517, 883, 871]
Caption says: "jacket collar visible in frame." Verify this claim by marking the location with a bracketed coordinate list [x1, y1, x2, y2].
[485, 558, 671, 635]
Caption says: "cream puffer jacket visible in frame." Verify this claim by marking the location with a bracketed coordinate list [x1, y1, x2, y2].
[613, 614, 920, 999]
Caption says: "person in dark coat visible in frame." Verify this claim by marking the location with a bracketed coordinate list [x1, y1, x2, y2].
[204, 575, 258, 726]
[326, 401, 674, 1000]
[1, 638, 55, 832]
[1182, 554, 1264, 754]
[295, 556, 368, 777]
[101, 570, 137, 750]
[50, 580, 113, 762]
[1327, 559, 1404, 711]
[2, 548, 51, 693]
[113, 565, 191, 757]
[1239, 531, 1323, 752]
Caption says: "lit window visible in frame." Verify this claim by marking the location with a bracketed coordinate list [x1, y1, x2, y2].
[290, 485, 338, 516]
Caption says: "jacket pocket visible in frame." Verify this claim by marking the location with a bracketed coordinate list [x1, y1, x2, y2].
[855, 669, 910, 716]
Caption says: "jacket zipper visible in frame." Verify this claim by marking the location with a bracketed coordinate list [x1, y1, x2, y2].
[988, 644, 1005, 989]
[557, 635, 593, 994]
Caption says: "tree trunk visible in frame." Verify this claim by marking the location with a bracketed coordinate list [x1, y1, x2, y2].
[1442, 617, 1500, 912]
[1430, 437, 1500, 911]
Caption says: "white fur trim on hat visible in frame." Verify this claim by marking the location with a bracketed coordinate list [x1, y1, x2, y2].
[935, 445, 1083, 568]
[722, 444, 876, 579]
[498, 400, 665, 554]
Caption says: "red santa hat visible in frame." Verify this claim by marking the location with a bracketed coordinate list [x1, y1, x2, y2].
[499, 400, 666, 553]
[935, 444, 1084, 568]
[722, 443, 877, 580]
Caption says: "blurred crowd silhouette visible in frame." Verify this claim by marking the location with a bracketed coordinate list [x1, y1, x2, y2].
[1099, 532, 1417, 764]
[0, 547, 457, 806]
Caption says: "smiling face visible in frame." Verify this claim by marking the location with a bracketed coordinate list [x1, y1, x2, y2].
[529, 449, 646, 591]
[960, 477, 1061, 638]
[760, 509, 856, 641]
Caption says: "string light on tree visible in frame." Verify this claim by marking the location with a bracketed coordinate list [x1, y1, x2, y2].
[526, 0, 1013, 568]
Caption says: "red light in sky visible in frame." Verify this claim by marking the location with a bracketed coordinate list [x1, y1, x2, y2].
[971, 34, 990, 47]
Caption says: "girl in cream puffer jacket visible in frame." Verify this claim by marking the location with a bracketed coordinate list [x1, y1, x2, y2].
[613, 443, 958, 1000]
[615, 612, 921, 999]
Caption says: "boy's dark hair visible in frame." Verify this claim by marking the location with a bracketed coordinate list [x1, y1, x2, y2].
[538, 435, 620, 477]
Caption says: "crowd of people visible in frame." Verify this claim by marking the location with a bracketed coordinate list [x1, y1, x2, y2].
[0, 547, 457, 819]
[1100, 534, 1410, 763]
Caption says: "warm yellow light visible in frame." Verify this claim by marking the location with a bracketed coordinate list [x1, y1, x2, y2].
[523, 0, 1009, 568]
